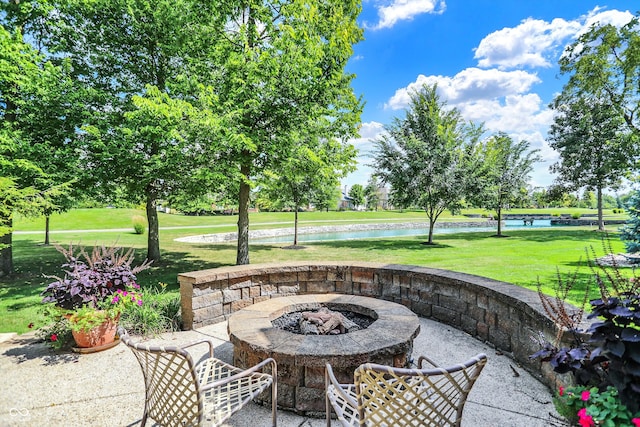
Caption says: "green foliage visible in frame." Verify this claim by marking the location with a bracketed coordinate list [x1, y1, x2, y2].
[470, 133, 541, 236]
[372, 84, 482, 243]
[132, 215, 146, 235]
[620, 189, 640, 253]
[553, 386, 640, 426]
[559, 14, 640, 137]
[348, 184, 365, 208]
[572, 212, 582, 219]
[119, 283, 181, 335]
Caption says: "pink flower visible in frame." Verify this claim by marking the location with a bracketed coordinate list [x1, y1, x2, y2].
[579, 416, 595, 427]
[581, 390, 590, 401]
[577, 408, 595, 427]
[632, 418, 640, 427]
[50, 334, 58, 342]
[137, 300, 143, 306]
[112, 295, 120, 304]
[558, 386, 564, 396]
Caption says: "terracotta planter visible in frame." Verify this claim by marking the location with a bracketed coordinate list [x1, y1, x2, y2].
[71, 314, 120, 348]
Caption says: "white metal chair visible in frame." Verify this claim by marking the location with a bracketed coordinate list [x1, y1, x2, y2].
[325, 353, 487, 427]
[119, 327, 277, 426]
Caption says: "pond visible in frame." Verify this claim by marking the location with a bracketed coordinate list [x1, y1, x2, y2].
[250, 219, 553, 244]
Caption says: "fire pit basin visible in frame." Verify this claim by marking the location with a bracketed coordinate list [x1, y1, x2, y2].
[227, 294, 420, 415]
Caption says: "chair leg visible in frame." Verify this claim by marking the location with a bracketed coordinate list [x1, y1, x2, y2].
[271, 361, 278, 427]
[326, 391, 331, 427]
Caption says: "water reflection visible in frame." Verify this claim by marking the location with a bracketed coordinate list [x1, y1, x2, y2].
[251, 219, 553, 244]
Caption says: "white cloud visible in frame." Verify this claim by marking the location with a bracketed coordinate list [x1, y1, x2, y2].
[474, 8, 635, 70]
[580, 8, 635, 36]
[458, 94, 554, 133]
[474, 17, 581, 69]
[385, 68, 540, 110]
[366, 0, 446, 30]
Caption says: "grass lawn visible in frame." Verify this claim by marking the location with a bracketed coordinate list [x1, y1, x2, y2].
[1, 208, 628, 334]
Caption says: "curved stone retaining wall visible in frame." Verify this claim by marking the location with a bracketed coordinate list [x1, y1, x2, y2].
[178, 262, 572, 389]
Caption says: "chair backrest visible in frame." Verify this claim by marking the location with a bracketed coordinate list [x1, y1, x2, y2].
[353, 353, 487, 427]
[119, 328, 205, 426]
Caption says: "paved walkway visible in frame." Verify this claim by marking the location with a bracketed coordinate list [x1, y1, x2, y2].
[0, 317, 560, 427]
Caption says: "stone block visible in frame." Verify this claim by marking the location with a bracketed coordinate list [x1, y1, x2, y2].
[351, 268, 374, 284]
[476, 322, 489, 340]
[460, 315, 478, 336]
[304, 366, 325, 388]
[328, 266, 350, 282]
[439, 294, 467, 313]
[411, 301, 432, 318]
[261, 284, 279, 295]
[229, 277, 252, 289]
[300, 270, 328, 282]
[269, 271, 298, 284]
[306, 281, 334, 293]
[231, 299, 253, 312]
[295, 387, 326, 413]
[433, 305, 460, 327]
[249, 285, 261, 298]
[411, 274, 434, 293]
[335, 281, 354, 294]
[192, 290, 223, 310]
[359, 281, 380, 296]
[222, 288, 241, 303]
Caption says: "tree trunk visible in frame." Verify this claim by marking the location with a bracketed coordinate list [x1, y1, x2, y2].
[146, 195, 161, 262]
[44, 215, 50, 245]
[236, 163, 251, 265]
[294, 207, 299, 246]
[0, 218, 13, 276]
[597, 186, 604, 231]
[496, 208, 503, 236]
[427, 218, 435, 244]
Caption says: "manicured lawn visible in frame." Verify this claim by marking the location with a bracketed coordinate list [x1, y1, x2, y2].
[1, 208, 627, 334]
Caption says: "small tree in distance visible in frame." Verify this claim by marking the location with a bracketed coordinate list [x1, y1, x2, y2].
[372, 84, 482, 244]
[348, 184, 365, 210]
[470, 133, 540, 237]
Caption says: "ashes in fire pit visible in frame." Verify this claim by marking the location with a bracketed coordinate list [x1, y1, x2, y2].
[272, 306, 374, 335]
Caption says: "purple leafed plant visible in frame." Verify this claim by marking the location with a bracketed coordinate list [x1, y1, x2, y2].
[41, 243, 152, 310]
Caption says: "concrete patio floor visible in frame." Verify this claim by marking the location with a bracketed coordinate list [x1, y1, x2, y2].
[0, 317, 560, 426]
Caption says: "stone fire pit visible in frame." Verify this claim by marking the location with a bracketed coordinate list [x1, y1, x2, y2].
[227, 293, 420, 416]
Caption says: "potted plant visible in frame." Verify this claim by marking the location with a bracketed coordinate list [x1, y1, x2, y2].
[40, 243, 151, 350]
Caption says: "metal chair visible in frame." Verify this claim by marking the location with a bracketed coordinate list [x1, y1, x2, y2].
[325, 353, 487, 427]
[119, 327, 277, 426]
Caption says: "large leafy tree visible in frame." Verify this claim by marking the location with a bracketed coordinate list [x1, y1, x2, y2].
[0, 16, 80, 274]
[373, 84, 482, 245]
[348, 184, 365, 209]
[210, 0, 363, 264]
[472, 133, 540, 237]
[46, 0, 228, 262]
[548, 96, 633, 230]
[559, 14, 640, 137]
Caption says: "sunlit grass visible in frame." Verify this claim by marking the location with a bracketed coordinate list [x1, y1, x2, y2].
[2, 208, 628, 334]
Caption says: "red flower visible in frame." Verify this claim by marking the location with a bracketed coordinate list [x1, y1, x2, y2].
[577, 408, 595, 427]
[632, 418, 640, 427]
[50, 334, 58, 342]
[580, 390, 590, 401]
[558, 386, 564, 396]
[28, 322, 34, 329]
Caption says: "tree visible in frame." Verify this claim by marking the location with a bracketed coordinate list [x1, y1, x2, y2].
[559, 15, 640, 137]
[208, 0, 363, 264]
[620, 189, 640, 253]
[45, 0, 229, 262]
[348, 184, 365, 209]
[472, 133, 540, 237]
[0, 18, 80, 274]
[547, 96, 633, 230]
[261, 136, 355, 246]
[373, 84, 482, 244]
[364, 176, 381, 211]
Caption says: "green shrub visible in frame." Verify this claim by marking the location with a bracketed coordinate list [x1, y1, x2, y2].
[132, 215, 146, 234]
[119, 283, 181, 336]
[572, 212, 582, 219]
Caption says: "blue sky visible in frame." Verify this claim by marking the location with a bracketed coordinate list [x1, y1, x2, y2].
[342, 0, 636, 192]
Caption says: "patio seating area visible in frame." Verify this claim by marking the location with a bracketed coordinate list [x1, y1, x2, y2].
[0, 315, 558, 426]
